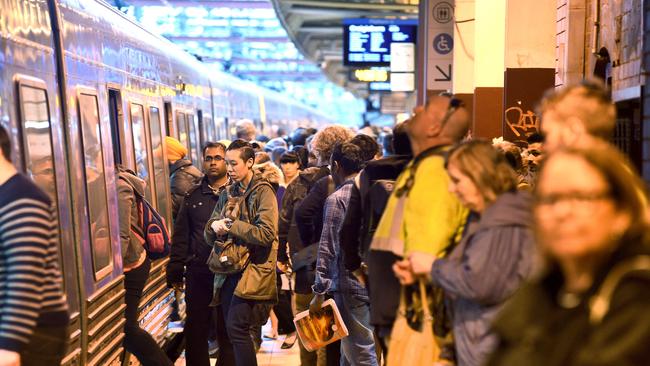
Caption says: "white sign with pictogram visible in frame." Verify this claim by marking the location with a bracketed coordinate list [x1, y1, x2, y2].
[423, 0, 454, 91]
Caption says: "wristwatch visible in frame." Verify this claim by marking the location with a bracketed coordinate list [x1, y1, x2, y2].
[224, 219, 234, 230]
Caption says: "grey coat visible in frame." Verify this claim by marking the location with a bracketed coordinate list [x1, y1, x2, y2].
[169, 159, 202, 219]
[117, 167, 147, 269]
[430, 191, 537, 366]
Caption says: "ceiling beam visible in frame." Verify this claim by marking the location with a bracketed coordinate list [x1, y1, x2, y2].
[282, 0, 418, 12]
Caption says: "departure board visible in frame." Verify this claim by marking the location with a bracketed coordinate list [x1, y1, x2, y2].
[343, 18, 418, 67]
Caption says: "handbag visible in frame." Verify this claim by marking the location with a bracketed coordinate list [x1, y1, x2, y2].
[387, 279, 440, 366]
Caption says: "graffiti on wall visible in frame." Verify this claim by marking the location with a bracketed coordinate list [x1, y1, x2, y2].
[505, 106, 539, 138]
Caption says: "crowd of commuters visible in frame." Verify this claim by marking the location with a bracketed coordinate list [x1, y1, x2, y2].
[2, 79, 650, 366]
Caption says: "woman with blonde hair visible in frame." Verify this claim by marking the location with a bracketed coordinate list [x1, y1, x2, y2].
[486, 143, 650, 366]
[394, 140, 538, 366]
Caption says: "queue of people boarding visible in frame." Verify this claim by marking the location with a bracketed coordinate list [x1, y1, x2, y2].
[1, 79, 650, 366]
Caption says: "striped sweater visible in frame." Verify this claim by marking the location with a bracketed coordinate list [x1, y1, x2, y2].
[0, 174, 69, 352]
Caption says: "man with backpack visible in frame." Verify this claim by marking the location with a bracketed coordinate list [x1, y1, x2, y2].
[338, 122, 412, 356]
[117, 165, 173, 366]
[167, 142, 230, 366]
[204, 139, 279, 366]
[166, 136, 203, 220]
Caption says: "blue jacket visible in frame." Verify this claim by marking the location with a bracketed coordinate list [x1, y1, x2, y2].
[431, 191, 537, 366]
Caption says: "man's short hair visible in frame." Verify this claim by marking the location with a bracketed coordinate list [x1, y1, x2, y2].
[202, 141, 226, 156]
[227, 139, 255, 163]
[331, 142, 364, 174]
[350, 134, 380, 162]
[392, 121, 412, 156]
[0, 124, 10, 161]
[538, 79, 616, 139]
[235, 120, 257, 141]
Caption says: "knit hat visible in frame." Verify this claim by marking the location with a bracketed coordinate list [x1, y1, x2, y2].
[165, 136, 187, 162]
[264, 137, 288, 153]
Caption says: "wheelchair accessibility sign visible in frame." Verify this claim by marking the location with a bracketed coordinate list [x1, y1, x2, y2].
[433, 33, 453, 55]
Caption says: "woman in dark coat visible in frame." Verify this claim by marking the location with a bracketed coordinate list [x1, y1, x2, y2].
[394, 140, 538, 366]
[485, 143, 650, 366]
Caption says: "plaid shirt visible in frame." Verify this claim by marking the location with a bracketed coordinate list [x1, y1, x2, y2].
[312, 179, 368, 298]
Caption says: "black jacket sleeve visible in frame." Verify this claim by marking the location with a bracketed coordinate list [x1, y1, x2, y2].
[294, 177, 329, 246]
[167, 195, 190, 286]
[340, 185, 363, 271]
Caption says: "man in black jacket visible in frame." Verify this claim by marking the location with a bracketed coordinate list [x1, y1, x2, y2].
[166, 136, 203, 220]
[167, 142, 230, 366]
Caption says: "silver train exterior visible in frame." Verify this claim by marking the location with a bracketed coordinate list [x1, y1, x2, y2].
[0, 0, 331, 364]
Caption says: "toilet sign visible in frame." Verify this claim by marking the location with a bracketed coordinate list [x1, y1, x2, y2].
[422, 0, 454, 93]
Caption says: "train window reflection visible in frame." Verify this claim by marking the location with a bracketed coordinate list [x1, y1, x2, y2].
[176, 111, 188, 150]
[19, 85, 57, 202]
[130, 103, 153, 202]
[187, 114, 200, 167]
[149, 107, 169, 223]
[204, 115, 215, 143]
[78, 93, 113, 280]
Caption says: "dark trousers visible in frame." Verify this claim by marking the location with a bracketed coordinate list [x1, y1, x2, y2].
[185, 270, 215, 366]
[20, 324, 68, 366]
[220, 273, 258, 366]
[124, 258, 173, 366]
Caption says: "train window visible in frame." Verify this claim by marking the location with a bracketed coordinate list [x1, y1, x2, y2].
[187, 113, 200, 166]
[149, 107, 170, 222]
[164, 102, 173, 137]
[129, 103, 153, 202]
[18, 85, 57, 202]
[176, 111, 188, 150]
[78, 93, 113, 280]
[197, 109, 205, 148]
[204, 115, 215, 143]
[108, 89, 124, 165]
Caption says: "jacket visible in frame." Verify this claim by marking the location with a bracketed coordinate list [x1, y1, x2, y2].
[205, 173, 279, 301]
[167, 177, 225, 286]
[278, 166, 330, 259]
[117, 166, 147, 270]
[170, 159, 203, 219]
[487, 233, 650, 366]
[340, 154, 411, 271]
[431, 191, 537, 366]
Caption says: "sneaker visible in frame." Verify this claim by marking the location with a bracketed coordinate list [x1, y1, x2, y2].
[167, 321, 184, 333]
[208, 339, 219, 356]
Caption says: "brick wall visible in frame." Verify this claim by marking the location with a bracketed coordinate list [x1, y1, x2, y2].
[556, 0, 586, 87]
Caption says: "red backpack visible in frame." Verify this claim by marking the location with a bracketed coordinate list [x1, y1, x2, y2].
[131, 189, 171, 260]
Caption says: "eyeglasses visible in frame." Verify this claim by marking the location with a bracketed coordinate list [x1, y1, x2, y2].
[204, 155, 224, 163]
[535, 191, 611, 208]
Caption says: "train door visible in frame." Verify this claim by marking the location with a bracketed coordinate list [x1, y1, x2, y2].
[15, 76, 83, 365]
[108, 88, 128, 165]
[75, 88, 125, 366]
[129, 102, 155, 203]
[148, 105, 172, 225]
[175, 110, 188, 151]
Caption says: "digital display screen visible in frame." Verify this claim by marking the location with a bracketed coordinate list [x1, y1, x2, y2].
[343, 18, 418, 67]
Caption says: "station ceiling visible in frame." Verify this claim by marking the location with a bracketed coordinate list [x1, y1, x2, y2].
[271, 0, 419, 97]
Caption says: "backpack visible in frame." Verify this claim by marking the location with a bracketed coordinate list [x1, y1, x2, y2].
[359, 174, 397, 258]
[132, 190, 171, 260]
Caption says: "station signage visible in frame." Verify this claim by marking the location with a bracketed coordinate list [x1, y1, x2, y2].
[343, 18, 418, 67]
[349, 68, 390, 83]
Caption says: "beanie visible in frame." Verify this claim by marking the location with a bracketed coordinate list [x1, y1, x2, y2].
[165, 136, 187, 162]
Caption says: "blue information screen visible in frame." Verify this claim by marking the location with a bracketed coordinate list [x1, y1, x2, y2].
[343, 18, 418, 67]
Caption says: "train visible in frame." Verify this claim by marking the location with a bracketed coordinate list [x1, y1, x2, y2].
[0, 0, 332, 364]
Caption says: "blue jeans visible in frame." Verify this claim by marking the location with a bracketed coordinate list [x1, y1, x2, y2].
[332, 292, 378, 366]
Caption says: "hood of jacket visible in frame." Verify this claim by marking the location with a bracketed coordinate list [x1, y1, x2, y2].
[478, 190, 533, 229]
[253, 162, 284, 186]
[169, 158, 194, 175]
[297, 165, 329, 186]
[117, 165, 146, 197]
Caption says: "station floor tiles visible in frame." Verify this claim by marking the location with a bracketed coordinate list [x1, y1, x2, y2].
[173, 322, 301, 366]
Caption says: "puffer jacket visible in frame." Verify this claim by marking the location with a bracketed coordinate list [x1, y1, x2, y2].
[205, 173, 279, 301]
[117, 166, 147, 271]
[169, 159, 203, 219]
[430, 190, 537, 366]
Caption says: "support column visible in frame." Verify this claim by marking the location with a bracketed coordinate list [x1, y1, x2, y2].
[473, 0, 506, 138]
[502, 0, 556, 143]
[452, 0, 475, 128]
